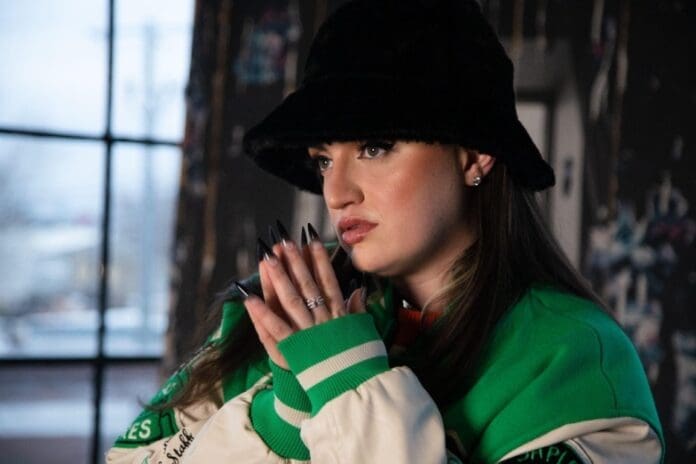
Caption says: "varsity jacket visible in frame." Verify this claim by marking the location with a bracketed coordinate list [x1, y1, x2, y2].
[106, 281, 664, 463]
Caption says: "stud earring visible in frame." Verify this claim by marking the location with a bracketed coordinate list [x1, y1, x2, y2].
[473, 175, 482, 187]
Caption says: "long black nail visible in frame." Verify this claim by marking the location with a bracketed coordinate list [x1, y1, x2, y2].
[300, 226, 308, 247]
[276, 219, 291, 243]
[257, 238, 274, 261]
[268, 225, 279, 245]
[307, 222, 320, 242]
[234, 281, 252, 298]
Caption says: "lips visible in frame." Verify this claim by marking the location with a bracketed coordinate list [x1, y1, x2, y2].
[337, 217, 377, 246]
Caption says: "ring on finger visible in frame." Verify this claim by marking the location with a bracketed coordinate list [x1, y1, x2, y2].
[304, 295, 325, 311]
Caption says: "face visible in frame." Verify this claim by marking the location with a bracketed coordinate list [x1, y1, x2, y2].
[308, 141, 476, 280]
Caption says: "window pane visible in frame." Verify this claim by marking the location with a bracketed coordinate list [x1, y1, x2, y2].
[0, 136, 103, 358]
[0, 1, 107, 133]
[0, 365, 92, 463]
[100, 363, 162, 455]
[106, 143, 181, 356]
[112, 0, 194, 141]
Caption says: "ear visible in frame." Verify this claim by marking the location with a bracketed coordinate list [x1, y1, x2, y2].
[457, 148, 496, 186]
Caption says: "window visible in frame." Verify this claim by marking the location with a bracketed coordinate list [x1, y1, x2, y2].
[0, 1, 194, 461]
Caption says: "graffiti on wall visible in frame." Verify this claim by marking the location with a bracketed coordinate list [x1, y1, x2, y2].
[233, 3, 301, 86]
[587, 172, 696, 450]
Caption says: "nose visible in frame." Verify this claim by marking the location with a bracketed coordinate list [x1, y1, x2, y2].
[323, 157, 364, 210]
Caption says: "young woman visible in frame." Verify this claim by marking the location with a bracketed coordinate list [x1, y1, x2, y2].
[107, 0, 663, 462]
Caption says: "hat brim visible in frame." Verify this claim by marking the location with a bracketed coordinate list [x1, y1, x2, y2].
[243, 77, 554, 193]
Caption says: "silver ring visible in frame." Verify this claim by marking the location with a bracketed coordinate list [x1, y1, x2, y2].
[305, 296, 325, 310]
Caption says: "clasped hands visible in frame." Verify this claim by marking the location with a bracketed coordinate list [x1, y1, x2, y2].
[237, 222, 365, 369]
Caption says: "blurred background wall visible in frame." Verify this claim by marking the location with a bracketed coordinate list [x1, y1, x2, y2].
[0, 0, 693, 462]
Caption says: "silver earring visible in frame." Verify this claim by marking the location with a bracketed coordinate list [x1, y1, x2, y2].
[473, 175, 482, 187]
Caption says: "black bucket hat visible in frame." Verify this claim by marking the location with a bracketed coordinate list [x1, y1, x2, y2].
[243, 0, 555, 193]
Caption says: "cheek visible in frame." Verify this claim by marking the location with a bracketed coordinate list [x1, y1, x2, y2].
[378, 164, 464, 238]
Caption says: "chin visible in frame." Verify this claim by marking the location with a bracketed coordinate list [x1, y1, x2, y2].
[345, 246, 375, 273]
[346, 246, 402, 277]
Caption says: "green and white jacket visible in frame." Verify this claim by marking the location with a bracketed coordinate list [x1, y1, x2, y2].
[106, 283, 664, 463]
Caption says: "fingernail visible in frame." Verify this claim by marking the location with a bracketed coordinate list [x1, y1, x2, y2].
[276, 219, 291, 245]
[234, 281, 252, 298]
[307, 222, 320, 242]
[256, 238, 274, 261]
[268, 225, 279, 245]
[300, 226, 308, 247]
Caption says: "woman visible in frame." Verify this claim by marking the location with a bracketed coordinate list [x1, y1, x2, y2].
[107, 0, 663, 462]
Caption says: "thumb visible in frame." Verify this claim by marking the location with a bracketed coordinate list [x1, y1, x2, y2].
[346, 287, 367, 314]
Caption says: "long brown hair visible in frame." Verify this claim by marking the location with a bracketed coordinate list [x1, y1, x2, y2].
[412, 161, 604, 405]
[165, 160, 603, 410]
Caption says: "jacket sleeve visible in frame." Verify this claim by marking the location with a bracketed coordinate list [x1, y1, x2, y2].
[108, 305, 452, 463]
[104, 360, 222, 464]
[280, 313, 451, 464]
[105, 297, 276, 464]
[179, 313, 454, 463]
[497, 417, 663, 464]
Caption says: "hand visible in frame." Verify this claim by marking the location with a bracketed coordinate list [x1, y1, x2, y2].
[241, 225, 365, 369]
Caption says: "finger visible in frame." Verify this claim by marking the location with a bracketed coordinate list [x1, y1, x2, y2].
[270, 242, 310, 324]
[258, 260, 276, 305]
[258, 239, 280, 308]
[244, 295, 294, 343]
[273, 240, 314, 295]
[307, 233, 345, 317]
[260, 249, 301, 331]
[245, 298, 290, 369]
[346, 288, 367, 314]
[263, 252, 315, 329]
[278, 239, 331, 324]
[300, 226, 316, 277]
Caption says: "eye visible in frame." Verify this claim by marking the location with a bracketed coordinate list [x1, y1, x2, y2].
[359, 140, 395, 159]
[313, 155, 332, 173]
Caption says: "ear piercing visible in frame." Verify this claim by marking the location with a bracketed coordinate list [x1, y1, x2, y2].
[473, 175, 482, 186]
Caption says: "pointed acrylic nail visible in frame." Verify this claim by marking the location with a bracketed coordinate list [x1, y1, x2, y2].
[268, 225, 279, 245]
[300, 226, 308, 247]
[256, 238, 274, 261]
[307, 222, 320, 242]
[276, 219, 291, 244]
[234, 281, 252, 298]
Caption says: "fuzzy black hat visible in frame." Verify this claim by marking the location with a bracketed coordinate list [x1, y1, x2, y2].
[243, 0, 555, 193]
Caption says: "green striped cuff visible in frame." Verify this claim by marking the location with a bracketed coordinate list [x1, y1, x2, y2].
[249, 361, 311, 460]
[269, 361, 312, 419]
[278, 313, 389, 414]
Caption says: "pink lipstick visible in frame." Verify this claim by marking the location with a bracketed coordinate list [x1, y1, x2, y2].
[338, 217, 377, 246]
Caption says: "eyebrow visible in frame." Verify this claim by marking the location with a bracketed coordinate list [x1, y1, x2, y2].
[308, 143, 327, 150]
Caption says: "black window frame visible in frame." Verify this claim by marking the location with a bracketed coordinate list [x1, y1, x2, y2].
[0, 1, 184, 461]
